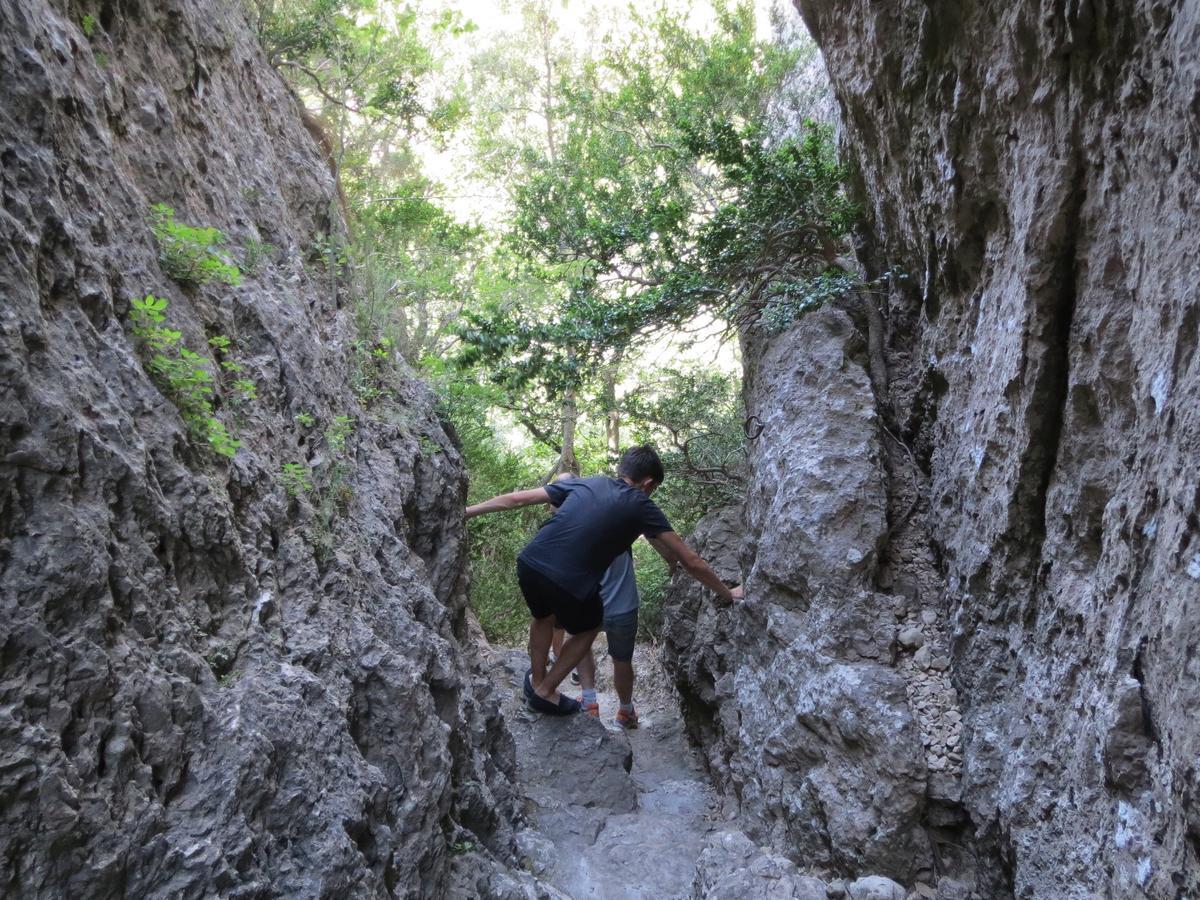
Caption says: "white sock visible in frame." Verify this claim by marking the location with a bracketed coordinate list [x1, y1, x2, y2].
[620, 702, 634, 713]
[582, 689, 597, 705]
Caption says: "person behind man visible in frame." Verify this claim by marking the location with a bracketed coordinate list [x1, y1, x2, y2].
[575, 546, 651, 726]
[465, 446, 742, 715]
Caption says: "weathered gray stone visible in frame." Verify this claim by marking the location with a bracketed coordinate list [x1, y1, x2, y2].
[792, 0, 1200, 896]
[663, 310, 931, 881]
[0, 1, 523, 895]
[496, 646, 728, 899]
[912, 646, 933, 670]
[898, 627, 926, 651]
[691, 830, 829, 900]
[498, 652, 637, 817]
[847, 876, 907, 900]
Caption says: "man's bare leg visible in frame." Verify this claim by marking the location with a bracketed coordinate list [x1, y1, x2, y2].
[577, 647, 597, 692]
[612, 659, 634, 707]
[551, 627, 565, 661]
[534, 628, 599, 702]
[529, 615, 555, 689]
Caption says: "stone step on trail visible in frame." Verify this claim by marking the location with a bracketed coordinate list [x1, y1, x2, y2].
[496, 645, 723, 899]
[485, 644, 922, 900]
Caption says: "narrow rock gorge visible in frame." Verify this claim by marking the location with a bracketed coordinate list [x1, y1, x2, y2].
[663, 1, 1199, 898]
[3, 0, 1198, 898]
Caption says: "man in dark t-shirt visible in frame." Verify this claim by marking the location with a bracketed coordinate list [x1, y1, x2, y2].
[466, 446, 743, 716]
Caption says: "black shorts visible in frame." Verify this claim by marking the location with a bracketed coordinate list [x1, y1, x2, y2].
[516, 559, 602, 635]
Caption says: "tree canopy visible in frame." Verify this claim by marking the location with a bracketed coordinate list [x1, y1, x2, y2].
[254, 0, 855, 639]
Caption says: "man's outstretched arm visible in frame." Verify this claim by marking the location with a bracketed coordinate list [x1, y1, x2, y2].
[466, 487, 552, 519]
[649, 531, 743, 603]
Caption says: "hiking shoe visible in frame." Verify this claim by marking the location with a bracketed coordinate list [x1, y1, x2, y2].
[615, 707, 639, 729]
[570, 670, 580, 685]
[581, 699, 600, 718]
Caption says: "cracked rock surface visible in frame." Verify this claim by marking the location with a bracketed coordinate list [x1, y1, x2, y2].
[0, 1, 524, 895]
[793, 0, 1200, 895]
[487, 644, 926, 899]
[662, 310, 938, 886]
[485, 646, 720, 900]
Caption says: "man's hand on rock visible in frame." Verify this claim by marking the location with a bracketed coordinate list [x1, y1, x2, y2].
[715, 584, 744, 605]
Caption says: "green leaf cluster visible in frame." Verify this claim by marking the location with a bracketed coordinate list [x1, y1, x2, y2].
[149, 204, 243, 287]
[325, 415, 355, 455]
[129, 295, 242, 458]
[279, 462, 314, 497]
[256, 0, 464, 136]
[454, 1, 858, 451]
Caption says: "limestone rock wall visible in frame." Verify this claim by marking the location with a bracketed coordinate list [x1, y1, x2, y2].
[793, 0, 1200, 896]
[662, 310, 937, 885]
[0, 1, 520, 896]
[669, 1, 1200, 898]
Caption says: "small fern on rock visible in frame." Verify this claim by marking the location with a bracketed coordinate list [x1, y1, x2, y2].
[279, 463, 313, 497]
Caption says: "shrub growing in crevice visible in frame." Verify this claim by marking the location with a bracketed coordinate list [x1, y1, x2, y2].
[129, 294, 242, 457]
[149, 204, 242, 287]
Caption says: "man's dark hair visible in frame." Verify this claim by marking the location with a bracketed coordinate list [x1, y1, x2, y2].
[617, 445, 665, 485]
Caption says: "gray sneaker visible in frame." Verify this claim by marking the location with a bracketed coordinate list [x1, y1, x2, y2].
[570, 670, 580, 685]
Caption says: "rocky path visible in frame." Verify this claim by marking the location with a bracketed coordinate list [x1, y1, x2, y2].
[495, 640, 724, 899]
[487, 641, 921, 900]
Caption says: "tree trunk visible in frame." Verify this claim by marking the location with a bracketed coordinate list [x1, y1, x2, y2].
[559, 389, 579, 475]
[602, 362, 620, 462]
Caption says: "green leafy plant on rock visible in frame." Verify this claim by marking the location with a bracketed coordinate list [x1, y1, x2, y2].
[206, 335, 258, 404]
[312, 461, 356, 561]
[149, 204, 243, 287]
[130, 294, 241, 458]
[80, 14, 97, 37]
[279, 462, 313, 497]
[325, 415, 355, 455]
[418, 434, 441, 460]
[231, 378, 258, 402]
[348, 337, 395, 406]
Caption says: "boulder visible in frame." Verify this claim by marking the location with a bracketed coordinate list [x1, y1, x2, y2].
[662, 310, 931, 881]
[692, 830, 829, 900]
[847, 876, 907, 900]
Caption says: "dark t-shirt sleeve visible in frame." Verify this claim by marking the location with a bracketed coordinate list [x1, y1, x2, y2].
[543, 479, 575, 507]
[638, 497, 672, 537]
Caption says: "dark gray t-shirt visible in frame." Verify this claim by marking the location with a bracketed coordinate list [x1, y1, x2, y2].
[518, 476, 672, 601]
[600, 551, 639, 616]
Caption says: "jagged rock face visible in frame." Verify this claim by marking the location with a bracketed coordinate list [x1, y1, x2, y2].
[0, 1, 518, 896]
[662, 309, 932, 882]
[790, 1, 1200, 897]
